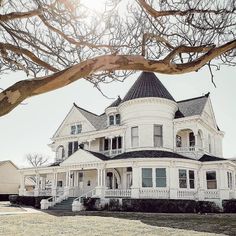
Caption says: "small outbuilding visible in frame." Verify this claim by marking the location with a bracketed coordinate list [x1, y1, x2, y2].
[0, 160, 20, 200]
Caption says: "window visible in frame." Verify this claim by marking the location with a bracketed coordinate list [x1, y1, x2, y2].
[115, 114, 121, 125]
[71, 125, 76, 135]
[71, 124, 82, 134]
[154, 125, 163, 147]
[156, 168, 166, 187]
[111, 136, 122, 150]
[79, 172, 83, 182]
[189, 132, 195, 147]
[179, 169, 187, 188]
[57, 181, 63, 187]
[76, 124, 82, 134]
[142, 168, 153, 187]
[104, 138, 111, 151]
[206, 171, 217, 189]
[109, 115, 114, 125]
[227, 172, 233, 189]
[208, 134, 212, 153]
[57, 146, 65, 159]
[68, 141, 78, 156]
[131, 126, 139, 147]
[189, 170, 195, 189]
[176, 135, 182, 147]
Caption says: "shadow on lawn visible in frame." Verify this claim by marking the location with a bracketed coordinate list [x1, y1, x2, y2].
[43, 210, 236, 236]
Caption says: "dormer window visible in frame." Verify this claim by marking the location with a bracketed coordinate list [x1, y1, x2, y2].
[115, 114, 120, 125]
[109, 116, 114, 125]
[108, 114, 121, 126]
[71, 124, 82, 135]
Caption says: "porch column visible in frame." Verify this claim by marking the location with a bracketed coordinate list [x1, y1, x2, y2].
[34, 173, 40, 196]
[131, 166, 140, 198]
[218, 165, 229, 201]
[64, 170, 70, 196]
[19, 173, 26, 196]
[169, 162, 178, 199]
[197, 167, 205, 201]
[96, 167, 106, 198]
[52, 171, 57, 197]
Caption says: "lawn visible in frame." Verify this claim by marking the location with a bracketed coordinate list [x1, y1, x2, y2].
[0, 202, 25, 213]
[0, 210, 236, 236]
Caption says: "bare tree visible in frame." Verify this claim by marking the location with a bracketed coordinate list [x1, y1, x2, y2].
[0, 0, 235, 116]
[26, 153, 49, 167]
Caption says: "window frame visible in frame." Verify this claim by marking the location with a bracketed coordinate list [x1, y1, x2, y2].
[206, 171, 217, 189]
[155, 168, 167, 188]
[142, 168, 153, 188]
[153, 124, 163, 147]
[131, 126, 139, 148]
[70, 123, 82, 135]
[227, 171, 233, 190]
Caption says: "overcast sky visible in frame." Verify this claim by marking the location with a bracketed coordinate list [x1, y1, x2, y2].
[0, 65, 235, 167]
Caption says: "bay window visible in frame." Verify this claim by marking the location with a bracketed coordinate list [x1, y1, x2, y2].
[156, 168, 166, 187]
[206, 171, 217, 189]
[179, 169, 187, 188]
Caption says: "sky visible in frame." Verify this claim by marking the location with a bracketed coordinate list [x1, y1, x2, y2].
[0, 65, 236, 167]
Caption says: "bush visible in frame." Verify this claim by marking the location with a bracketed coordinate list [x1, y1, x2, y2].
[83, 197, 100, 211]
[108, 199, 122, 211]
[196, 201, 221, 213]
[122, 199, 197, 213]
[9, 195, 50, 209]
[8, 195, 18, 204]
[222, 200, 236, 213]
[0, 194, 10, 201]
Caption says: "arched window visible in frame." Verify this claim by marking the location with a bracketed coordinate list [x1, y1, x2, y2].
[176, 135, 182, 147]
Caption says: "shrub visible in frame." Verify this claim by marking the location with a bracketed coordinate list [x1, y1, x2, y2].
[196, 201, 221, 213]
[122, 199, 197, 213]
[9, 195, 50, 209]
[0, 194, 10, 201]
[83, 197, 100, 211]
[222, 200, 236, 213]
[108, 199, 121, 211]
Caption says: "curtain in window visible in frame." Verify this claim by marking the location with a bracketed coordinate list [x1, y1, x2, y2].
[179, 169, 187, 188]
[206, 171, 217, 189]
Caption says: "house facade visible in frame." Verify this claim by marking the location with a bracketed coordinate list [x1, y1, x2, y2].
[18, 72, 236, 210]
[0, 161, 20, 199]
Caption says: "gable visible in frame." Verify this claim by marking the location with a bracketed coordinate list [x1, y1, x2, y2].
[201, 98, 218, 129]
[60, 149, 104, 166]
[52, 105, 96, 138]
[176, 95, 208, 118]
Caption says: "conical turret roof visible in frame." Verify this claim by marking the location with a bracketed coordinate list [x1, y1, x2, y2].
[122, 72, 175, 103]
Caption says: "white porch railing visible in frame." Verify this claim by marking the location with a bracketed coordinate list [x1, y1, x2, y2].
[139, 188, 170, 199]
[204, 190, 220, 199]
[24, 191, 34, 196]
[105, 189, 131, 198]
[177, 190, 197, 199]
[40, 192, 68, 210]
[39, 189, 52, 196]
[175, 146, 204, 152]
[100, 149, 123, 157]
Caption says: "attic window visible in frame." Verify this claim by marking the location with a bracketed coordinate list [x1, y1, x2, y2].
[71, 124, 82, 135]
[109, 115, 114, 125]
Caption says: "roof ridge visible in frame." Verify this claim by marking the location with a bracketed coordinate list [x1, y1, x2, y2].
[177, 93, 209, 103]
[73, 103, 99, 116]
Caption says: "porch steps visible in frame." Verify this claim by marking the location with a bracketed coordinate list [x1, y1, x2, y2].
[49, 197, 76, 211]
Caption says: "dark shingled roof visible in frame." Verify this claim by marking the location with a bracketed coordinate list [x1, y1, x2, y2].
[175, 95, 208, 118]
[86, 150, 109, 161]
[111, 150, 195, 160]
[74, 103, 107, 130]
[107, 96, 122, 108]
[48, 161, 62, 167]
[122, 72, 175, 103]
[199, 154, 227, 162]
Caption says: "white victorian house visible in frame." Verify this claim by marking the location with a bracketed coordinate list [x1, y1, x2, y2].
[19, 72, 236, 210]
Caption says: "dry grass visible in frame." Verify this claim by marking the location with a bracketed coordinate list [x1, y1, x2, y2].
[0, 211, 235, 236]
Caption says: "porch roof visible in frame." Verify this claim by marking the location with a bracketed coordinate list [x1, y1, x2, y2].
[199, 154, 227, 162]
[110, 150, 195, 161]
